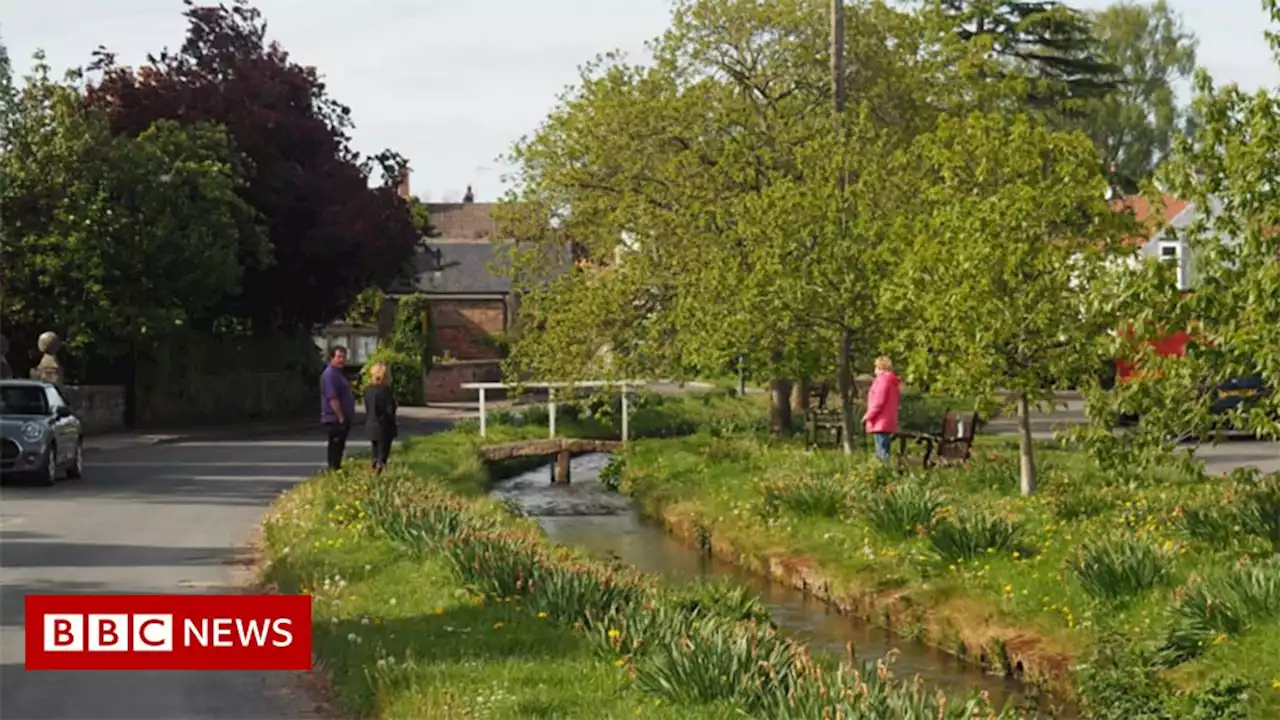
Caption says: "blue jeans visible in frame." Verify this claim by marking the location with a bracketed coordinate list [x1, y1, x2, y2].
[873, 432, 894, 461]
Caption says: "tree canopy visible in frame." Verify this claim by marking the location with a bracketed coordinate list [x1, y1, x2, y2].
[84, 0, 421, 334]
[0, 56, 267, 365]
[1080, 0, 1198, 195]
[1093, 0, 1280, 450]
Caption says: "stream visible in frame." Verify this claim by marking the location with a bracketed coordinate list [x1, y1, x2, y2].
[491, 453, 1048, 714]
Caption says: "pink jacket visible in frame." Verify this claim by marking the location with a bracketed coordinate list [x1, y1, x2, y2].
[863, 372, 901, 434]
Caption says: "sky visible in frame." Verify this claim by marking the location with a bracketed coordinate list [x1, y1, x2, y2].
[3, 0, 1278, 203]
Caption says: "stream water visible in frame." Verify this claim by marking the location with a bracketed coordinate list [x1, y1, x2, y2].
[491, 453, 1047, 714]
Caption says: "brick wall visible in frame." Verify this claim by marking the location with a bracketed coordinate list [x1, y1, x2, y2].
[61, 385, 127, 434]
[430, 298, 507, 360]
[426, 360, 503, 403]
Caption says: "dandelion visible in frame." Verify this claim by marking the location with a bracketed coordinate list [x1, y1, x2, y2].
[537, 611, 548, 619]
[607, 629, 621, 639]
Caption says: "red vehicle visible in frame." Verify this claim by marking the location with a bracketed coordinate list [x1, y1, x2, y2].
[1111, 325, 1270, 424]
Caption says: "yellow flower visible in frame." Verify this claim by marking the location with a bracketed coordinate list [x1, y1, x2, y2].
[492, 622, 504, 630]
[1271, 679, 1280, 690]
[607, 629, 621, 639]
[537, 611, 548, 619]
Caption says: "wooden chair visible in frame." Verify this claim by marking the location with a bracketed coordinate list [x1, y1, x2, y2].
[804, 382, 843, 449]
[895, 411, 982, 469]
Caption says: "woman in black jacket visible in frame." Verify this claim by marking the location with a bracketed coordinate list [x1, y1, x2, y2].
[363, 361, 398, 473]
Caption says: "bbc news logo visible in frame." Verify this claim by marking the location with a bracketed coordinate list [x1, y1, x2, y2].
[25, 594, 311, 671]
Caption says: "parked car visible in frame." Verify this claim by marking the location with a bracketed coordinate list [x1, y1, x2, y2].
[0, 379, 84, 485]
[1115, 373, 1274, 428]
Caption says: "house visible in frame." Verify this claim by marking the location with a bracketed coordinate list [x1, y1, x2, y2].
[316, 175, 572, 402]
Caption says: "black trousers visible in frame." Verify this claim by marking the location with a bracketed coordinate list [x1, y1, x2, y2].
[324, 421, 350, 470]
[370, 438, 393, 469]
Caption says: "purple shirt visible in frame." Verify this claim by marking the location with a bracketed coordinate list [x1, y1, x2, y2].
[320, 365, 355, 424]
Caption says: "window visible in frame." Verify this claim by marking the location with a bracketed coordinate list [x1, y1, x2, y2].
[45, 386, 68, 414]
[1, 386, 49, 415]
[353, 335, 378, 364]
[1159, 243, 1179, 260]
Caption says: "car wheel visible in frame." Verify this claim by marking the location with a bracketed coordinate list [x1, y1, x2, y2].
[38, 446, 57, 486]
[66, 440, 83, 480]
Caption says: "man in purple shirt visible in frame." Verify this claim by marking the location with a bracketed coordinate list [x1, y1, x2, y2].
[320, 346, 356, 470]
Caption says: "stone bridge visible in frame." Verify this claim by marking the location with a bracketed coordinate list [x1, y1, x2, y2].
[478, 438, 622, 483]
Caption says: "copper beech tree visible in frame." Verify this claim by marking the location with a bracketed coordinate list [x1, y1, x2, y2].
[85, 0, 421, 333]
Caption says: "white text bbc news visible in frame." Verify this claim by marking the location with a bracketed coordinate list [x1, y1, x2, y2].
[43, 614, 295, 652]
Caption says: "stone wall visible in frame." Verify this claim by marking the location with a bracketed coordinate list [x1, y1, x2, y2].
[426, 360, 502, 403]
[60, 385, 127, 434]
[135, 371, 315, 428]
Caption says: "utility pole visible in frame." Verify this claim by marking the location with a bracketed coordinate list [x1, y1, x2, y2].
[832, 0, 846, 114]
[831, 0, 856, 454]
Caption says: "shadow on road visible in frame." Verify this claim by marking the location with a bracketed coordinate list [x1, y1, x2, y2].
[0, 579, 114, 629]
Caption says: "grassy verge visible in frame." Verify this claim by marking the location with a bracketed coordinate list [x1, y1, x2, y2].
[259, 394, 1013, 718]
[616, 409, 1280, 718]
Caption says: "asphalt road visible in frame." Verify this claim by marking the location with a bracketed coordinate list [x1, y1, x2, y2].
[0, 418, 447, 719]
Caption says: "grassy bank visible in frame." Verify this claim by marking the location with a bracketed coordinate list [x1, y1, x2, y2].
[259, 394, 1011, 719]
[617, 411, 1280, 718]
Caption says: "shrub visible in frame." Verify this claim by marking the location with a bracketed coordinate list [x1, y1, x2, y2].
[666, 578, 772, 625]
[759, 473, 852, 519]
[360, 348, 423, 406]
[861, 483, 943, 538]
[599, 455, 625, 492]
[386, 293, 434, 372]
[927, 511, 1022, 562]
[1075, 635, 1178, 720]
[1071, 536, 1169, 602]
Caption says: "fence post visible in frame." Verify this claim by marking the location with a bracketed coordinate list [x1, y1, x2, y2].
[549, 388, 557, 438]
[479, 387, 487, 438]
[621, 385, 629, 444]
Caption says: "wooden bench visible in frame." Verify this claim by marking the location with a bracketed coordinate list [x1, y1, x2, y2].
[895, 411, 981, 469]
[804, 382, 844, 449]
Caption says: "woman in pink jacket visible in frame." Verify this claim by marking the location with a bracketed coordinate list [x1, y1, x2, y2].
[862, 356, 901, 461]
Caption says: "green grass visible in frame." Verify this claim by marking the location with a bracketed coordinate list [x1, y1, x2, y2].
[615, 407, 1280, 718]
[261, 466, 740, 719]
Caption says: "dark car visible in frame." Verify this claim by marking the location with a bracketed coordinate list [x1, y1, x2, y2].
[0, 380, 84, 485]
[1116, 374, 1274, 429]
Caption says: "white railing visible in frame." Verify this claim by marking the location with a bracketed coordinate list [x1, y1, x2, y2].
[459, 381, 646, 441]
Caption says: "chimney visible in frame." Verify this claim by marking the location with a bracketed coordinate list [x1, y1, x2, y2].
[463, 185, 474, 203]
[396, 169, 411, 199]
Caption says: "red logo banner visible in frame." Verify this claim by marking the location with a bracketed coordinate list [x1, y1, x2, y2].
[25, 594, 312, 671]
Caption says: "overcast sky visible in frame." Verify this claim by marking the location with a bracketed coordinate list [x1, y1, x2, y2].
[3, 0, 1277, 202]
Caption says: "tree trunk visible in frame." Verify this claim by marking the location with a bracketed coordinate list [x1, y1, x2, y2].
[770, 378, 794, 437]
[838, 329, 855, 454]
[1017, 392, 1037, 496]
[791, 379, 811, 414]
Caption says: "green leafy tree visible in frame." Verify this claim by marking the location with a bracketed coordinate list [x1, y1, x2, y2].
[1098, 0, 1280, 448]
[498, 0, 970, 438]
[888, 112, 1138, 494]
[1077, 0, 1198, 195]
[0, 54, 267, 371]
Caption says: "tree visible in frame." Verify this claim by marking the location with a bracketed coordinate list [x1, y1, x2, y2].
[888, 112, 1138, 495]
[85, 0, 420, 334]
[0, 54, 267, 372]
[938, 0, 1121, 108]
[1098, 0, 1280, 448]
[1077, 0, 1198, 195]
[498, 0, 967, 438]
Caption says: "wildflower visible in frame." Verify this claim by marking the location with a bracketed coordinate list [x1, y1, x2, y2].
[607, 629, 621, 639]
[537, 611, 548, 619]
[492, 622, 504, 630]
